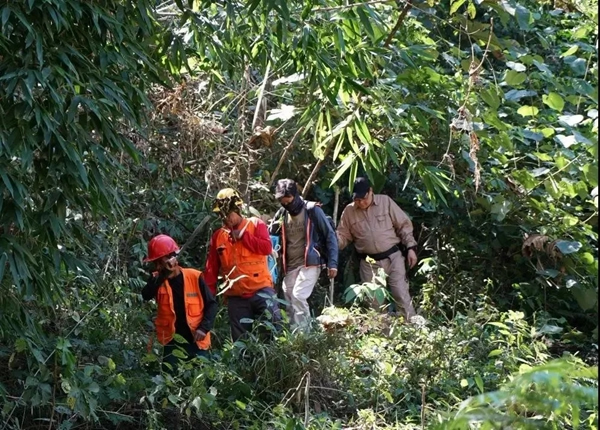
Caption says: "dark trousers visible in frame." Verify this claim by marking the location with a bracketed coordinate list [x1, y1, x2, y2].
[162, 339, 209, 373]
[227, 287, 282, 342]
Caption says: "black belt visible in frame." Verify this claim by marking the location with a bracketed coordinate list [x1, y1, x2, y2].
[357, 244, 402, 261]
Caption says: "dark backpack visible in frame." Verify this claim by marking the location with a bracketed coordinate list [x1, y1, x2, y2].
[305, 201, 336, 259]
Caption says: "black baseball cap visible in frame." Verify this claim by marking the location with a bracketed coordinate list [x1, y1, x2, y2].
[275, 179, 298, 199]
[352, 177, 371, 200]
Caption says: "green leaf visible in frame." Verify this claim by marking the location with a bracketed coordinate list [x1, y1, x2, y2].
[450, 0, 467, 15]
[354, 118, 372, 145]
[554, 240, 582, 254]
[480, 88, 500, 110]
[467, 1, 476, 19]
[490, 200, 512, 221]
[505, 71, 527, 86]
[542, 92, 565, 111]
[560, 45, 579, 58]
[571, 287, 597, 311]
[356, 8, 374, 39]
[331, 154, 356, 185]
[515, 5, 532, 31]
[517, 105, 538, 117]
[474, 374, 484, 393]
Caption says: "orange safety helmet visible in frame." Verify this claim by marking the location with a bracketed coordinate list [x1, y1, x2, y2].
[144, 234, 180, 262]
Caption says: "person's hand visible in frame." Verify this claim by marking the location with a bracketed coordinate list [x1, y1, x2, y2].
[327, 268, 338, 279]
[194, 329, 207, 342]
[407, 248, 418, 269]
[148, 271, 166, 288]
[231, 229, 244, 240]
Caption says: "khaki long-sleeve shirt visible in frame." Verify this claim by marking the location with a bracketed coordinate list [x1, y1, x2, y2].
[336, 194, 417, 255]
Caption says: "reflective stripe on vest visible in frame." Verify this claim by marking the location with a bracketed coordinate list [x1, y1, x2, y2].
[215, 217, 273, 296]
[154, 268, 211, 350]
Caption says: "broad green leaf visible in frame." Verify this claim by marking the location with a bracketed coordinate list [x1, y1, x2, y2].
[555, 240, 582, 254]
[505, 71, 526, 86]
[490, 200, 511, 221]
[542, 92, 565, 111]
[480, 88, 500, 109]
[558, 114, 584, 127]
[571, 287, 597, 311]
[505, 89, 536, 101]
[515, 5, 532, 30]
[555, 134, 577, 148]
[517, 105, 538, 117]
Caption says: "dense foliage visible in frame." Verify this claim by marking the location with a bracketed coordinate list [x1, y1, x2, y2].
[0, 0, 597, 428]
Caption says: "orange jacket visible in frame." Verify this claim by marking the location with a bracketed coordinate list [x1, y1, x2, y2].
[154, 268, 211, 350]
[210, 218, 273, 297]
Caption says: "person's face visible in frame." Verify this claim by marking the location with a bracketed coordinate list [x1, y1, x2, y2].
[154, 253, 178, 273]
[353, 189, 373, 210]
[224, 211, 243, 228]
[278, 195, 294, 206]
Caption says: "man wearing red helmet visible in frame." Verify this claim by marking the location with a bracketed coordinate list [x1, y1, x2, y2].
[142, 234, 217, 372]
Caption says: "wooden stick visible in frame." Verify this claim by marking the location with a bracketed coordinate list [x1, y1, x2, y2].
[269, 127, 304, 187]
[328, 186, 340, 305]
[179, 215, 211, 255]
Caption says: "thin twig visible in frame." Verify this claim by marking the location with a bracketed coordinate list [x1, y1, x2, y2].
[313, 0, 395, 12]
[420, 383, 426, 429]
[384, 0, 413, 48]
[458, 18, 494, 113]
[304, 372, 311, 427]
[282, 372, 310, 407]
[302, 134, 339, 197]
[269, 127, 305, 187]
[252, 61, 272, 131]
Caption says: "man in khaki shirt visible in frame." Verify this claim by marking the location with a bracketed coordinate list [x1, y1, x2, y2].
[336, 177, 418, 321]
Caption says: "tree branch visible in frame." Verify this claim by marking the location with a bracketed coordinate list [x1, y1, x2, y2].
[383, 0, 413, 48]
[269, 127, 304, 187]
[302, 137, 337, 198]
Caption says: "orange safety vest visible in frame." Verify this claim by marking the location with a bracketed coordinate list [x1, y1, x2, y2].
[154, 268, 211, 350]
[214, 217, 273, 297]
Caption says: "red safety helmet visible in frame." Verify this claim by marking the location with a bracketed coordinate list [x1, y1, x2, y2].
[144, 234, 180, 262]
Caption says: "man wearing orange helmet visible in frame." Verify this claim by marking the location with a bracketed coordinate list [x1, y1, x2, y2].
[204, 188, 282, 341]
[142, 234, 217, 372]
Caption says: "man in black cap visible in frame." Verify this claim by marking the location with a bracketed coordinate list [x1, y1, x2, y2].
[270, 179, 338, 331]
[336, 177, 418, 322]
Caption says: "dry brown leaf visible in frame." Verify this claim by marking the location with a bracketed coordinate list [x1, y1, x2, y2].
[248, 125, 275, 147]
[522, 233, 551, 258]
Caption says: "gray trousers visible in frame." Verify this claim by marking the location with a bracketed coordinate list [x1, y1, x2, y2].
[359, 250, 416, 321]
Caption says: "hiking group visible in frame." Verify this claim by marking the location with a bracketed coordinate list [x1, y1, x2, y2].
[141, 177, 420, 372]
